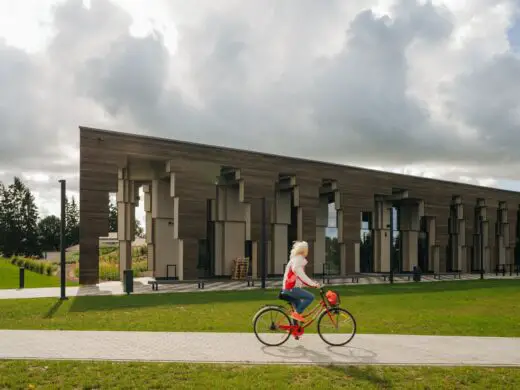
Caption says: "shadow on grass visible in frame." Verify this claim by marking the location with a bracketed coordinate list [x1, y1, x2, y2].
[43, 300, 64, 319]
[330, 365, 392, 388]
[260, 344, 389, 386]
[67, 279, 518, 313]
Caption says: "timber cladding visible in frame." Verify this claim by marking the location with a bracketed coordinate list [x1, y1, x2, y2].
[79, 126, 520, 284]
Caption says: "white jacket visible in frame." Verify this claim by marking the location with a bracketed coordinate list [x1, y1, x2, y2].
[282, 255, 318, 289]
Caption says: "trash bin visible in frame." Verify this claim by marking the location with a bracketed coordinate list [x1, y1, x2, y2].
[123, 270, 134, 294]
[413, 266, 421, 282]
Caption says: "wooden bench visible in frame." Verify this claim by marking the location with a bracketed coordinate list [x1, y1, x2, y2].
[433, 270, 461, 280]
[495, 264, 507, 276]
[382, 273, 413, 282]
[496, 264, 519, 276]
[148, 279, 208, 291]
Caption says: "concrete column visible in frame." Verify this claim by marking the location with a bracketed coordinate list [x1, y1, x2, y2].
[272, 190, 291, 275]
[401, 231, 418, 271]
[495, 201, 510, 267]
[251, 241, 258, 278]
[353, 242, 360, 273]
[449, 196, 467, 272]
[215, 183, 246, 276]
[143, 184, 154, 271]
[151, 175, 183, 280]
[339, 242, 347, 276]
[473, 199, 490, 272]
[400, 201, 421, 272]
[117, 167, 136, 280]
[373, 200, 391, 272]
[314, 194, 328, 274]
[431, 244, 441, 273]
[337, 209, 346, 276]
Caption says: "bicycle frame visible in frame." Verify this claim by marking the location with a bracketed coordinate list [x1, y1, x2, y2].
[278, 288, 339, 336]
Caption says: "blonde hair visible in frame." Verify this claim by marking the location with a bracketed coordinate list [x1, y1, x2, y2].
[290, 241, 308, 258]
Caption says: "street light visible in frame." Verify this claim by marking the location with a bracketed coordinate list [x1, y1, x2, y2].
[260, 197, 267, 289]
[479, 215, 484, 280]
[388, 207, 394, 284]
[59, 179, 68, 300]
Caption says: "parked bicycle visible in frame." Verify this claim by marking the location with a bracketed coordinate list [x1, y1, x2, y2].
[253, 287, 356, 347]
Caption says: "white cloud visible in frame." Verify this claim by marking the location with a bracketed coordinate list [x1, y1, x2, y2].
[1, 0, 520, 223]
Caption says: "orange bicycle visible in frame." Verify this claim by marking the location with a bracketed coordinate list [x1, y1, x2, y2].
[253, 287, 356, 347]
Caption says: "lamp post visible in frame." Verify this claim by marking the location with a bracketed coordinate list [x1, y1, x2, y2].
[260, 197, 267, 289]
[388, 207, 394, 284]
[59, 180, 68, 300]
[479, 215, 484, 280]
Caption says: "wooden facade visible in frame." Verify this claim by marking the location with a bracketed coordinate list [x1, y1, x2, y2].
[79, 126, 520, 284]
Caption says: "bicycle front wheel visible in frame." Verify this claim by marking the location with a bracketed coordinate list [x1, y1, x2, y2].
[317, 307, 356, 346]
[253, 306, 292, 347]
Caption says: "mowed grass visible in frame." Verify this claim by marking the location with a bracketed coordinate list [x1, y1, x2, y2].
[0, 279, 519, 336]
[1, 360, 519, 389]
[0, 260, 77, 290]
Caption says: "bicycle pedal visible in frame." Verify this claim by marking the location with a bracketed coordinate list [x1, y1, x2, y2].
[294, 336, 299, 340]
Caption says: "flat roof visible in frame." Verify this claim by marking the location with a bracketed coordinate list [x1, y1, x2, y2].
[80, 126, 520, 196]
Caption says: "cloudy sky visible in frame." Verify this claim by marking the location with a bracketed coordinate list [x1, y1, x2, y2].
[1, 0, 520, 224]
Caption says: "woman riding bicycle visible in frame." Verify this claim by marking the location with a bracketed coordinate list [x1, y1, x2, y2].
[281, 240, 320, 322]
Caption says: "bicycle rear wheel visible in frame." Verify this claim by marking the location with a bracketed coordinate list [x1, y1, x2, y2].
[317, 307, 356, 346]
[253, 306, 292, 346]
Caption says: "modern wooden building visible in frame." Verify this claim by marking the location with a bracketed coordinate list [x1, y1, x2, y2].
[79, 126, 520, 285]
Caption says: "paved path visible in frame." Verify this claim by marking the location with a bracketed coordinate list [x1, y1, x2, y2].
[3, 274, 516, 300]
[1, 330, 519, 366]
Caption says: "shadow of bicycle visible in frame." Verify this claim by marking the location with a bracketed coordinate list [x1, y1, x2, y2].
[259, 342, 391, 387]
[260, 343, 377, 365]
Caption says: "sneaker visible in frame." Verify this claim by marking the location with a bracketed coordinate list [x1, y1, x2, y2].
[290, 312, 306, 322]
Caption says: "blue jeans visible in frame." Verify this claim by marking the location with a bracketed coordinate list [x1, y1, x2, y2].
[282, 288, 314, 313]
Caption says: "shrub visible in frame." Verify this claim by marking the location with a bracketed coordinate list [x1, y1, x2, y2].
[99, 247, 118, 256]
[9, 256, 57, 276]
[99, 262, 119, 281]
[72, 247, 149, 281]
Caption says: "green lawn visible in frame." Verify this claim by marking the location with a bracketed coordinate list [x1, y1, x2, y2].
[0, 279, 519, 336]
[0, 360, 519, 389]
[0, 260, 77, 289]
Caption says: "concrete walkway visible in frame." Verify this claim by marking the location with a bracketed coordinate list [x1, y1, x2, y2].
[1, 330, 519, 366]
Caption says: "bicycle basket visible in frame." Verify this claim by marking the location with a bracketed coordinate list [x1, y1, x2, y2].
[325, 290, 340, 306]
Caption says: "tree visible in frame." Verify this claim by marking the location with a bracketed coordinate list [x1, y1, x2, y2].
[38, 215, 61, 252]
[65, 196, 80, 247]
[0, 182, 5, 255]
[108, 201, 117, 233]
[2, 178, 24, 257]
[325, 236, 340, 271]
[21, 187, 40, 256]
[0, 177, 41, 257]
[108, 199, 144, 239]
[135, 219, 144, 238]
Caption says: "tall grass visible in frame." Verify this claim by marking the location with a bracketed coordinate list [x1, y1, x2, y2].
[10, 256, 57, 276]
[73, 246, 148, 281]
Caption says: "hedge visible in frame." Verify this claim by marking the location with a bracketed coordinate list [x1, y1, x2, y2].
[10, 256, 57, 276]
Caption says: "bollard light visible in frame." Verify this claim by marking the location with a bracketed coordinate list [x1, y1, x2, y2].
[19, 267, 25, 289]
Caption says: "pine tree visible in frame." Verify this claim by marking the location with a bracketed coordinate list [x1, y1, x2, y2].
[21, 187, 40, 256]
[1, 178, 22, 257]
[65, 196, 80, 247]
[108, 201, 118, 233]
[0, 182, 5, 255]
